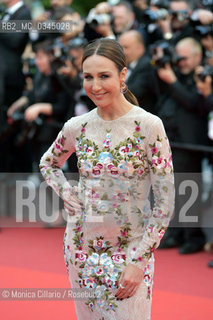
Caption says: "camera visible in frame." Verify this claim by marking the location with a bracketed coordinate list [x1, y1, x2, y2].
[90, 14, 112, 28]
[194, 24, 213, 38]
[47, 37, 86, 72]
[142, 0, 170, 24]
[197, 65, 213, 82]
[150, 41, 185, 68]
[0, 108, 43, 146]
[197, 0, 213, 10]
[47, 40, 70, 72]
[143, 8, 169, 23]
[22, 58, 37, 79]
[86, 8, 113, 29]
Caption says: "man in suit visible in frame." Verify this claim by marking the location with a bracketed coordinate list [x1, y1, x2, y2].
[119, 29, 158, 113]
[0, 0, 32, 172]
[0, 0, 31, 106]
[155, 37, 207, 254]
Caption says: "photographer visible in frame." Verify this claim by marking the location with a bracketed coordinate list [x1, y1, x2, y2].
[0, 0, 32, 172]
[31, 1, 84, 45]
[198, 24, 213, 62]
[154, 37, 206, 254]
[194, 26, 213, 123]
[7, 40, 71, 168]
[167, 0, 194, 44]
[111, 0, 147, 40]
[84, 1, 116, 41]
[53, 7, 85, 45]
[194, 45, 213, 268]
[168, 0, 213, 45]
[55, 37, 95, 118]
[119, 29, 158, 112]
[139, 0, 173, 44]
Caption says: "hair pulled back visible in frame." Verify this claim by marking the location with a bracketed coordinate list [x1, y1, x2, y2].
[82, 38, 139, 106]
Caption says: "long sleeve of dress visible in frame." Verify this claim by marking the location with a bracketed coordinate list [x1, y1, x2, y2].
[128, 117, 175, 269]
[39, 119, 78, 205]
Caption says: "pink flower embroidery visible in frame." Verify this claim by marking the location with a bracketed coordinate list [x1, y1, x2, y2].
[97, 163, 103, 169]
[92, 167, 101, 176]
[137, 168, 144, 175]
[54, 142, 62, 151]
[93, 240, 106, 250]
[152, 147, 158, 154]
[121, 230, 127, 237]
[148, 226, 154, 233]
[111, 168, 119, 176]
[111, 252, 126, 264]
[158, 229, 165, 239]
[75, 250, 88, 262]
[60, 138, 65, 144]
[107, 163, 114, 170]
[135, 126, 141, 132]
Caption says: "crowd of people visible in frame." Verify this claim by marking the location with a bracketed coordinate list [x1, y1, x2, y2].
[0, 0, 213, 266]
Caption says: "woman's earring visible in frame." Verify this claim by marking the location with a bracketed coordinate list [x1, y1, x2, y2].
[120, 81, 128, 94]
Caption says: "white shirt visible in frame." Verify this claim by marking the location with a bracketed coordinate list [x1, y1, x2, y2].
[3, 1, 24, 21]
[126, 60, 138, 81]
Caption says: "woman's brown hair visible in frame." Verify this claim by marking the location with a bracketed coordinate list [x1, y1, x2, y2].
[82, 38, 139, 106]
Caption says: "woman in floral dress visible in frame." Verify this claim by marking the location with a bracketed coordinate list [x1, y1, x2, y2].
[40, 38, 175, 320]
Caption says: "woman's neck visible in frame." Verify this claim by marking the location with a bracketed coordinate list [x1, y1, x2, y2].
[97, 96, 133, 121]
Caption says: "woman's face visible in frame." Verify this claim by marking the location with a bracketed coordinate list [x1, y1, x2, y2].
[83, 54, 125, 108]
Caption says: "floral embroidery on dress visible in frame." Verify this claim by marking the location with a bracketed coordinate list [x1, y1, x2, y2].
[76, 121, 152, 181]
[148, 135, 173, 175]
[64, 232, 73, 274]
[143, 264, 153, 299]
[73, 120, 173, 287]
[75, 236, 124, 312]
[40, 111, 174, 319]
[40, 128, 69, 171]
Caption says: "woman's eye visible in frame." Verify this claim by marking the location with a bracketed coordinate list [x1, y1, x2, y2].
[84, 75, 92, 80]
[101, 74, 109, 79]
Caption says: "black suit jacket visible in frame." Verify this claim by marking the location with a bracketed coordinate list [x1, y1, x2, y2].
[155, 71, 208, 146]
[126, 54, 158, 114]
[0, 4, 31, 88]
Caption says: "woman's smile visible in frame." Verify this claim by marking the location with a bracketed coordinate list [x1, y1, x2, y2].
[92, 92, 107, 99]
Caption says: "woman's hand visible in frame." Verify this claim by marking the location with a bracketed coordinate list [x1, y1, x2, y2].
[115, 263, 144, 300]
[63, 186, 84, 216]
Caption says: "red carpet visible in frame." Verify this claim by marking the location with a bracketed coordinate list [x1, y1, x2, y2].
[0, 220, 212, 320]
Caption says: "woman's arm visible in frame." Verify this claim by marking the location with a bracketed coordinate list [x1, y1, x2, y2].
[129, 117, 175, 269]
[115, 117, 175, 299]
[39, 119, 82, 215]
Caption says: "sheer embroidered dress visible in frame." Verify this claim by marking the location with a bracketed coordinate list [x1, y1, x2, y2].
[40, 106, 174, 320]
